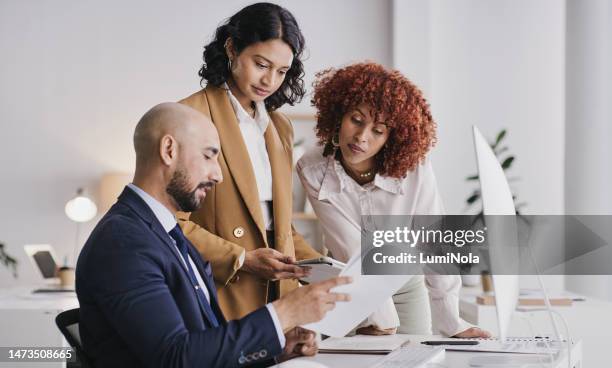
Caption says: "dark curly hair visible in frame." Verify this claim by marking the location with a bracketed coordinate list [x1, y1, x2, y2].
[311, 62, 437, 178]
[198, 2, 306, 111]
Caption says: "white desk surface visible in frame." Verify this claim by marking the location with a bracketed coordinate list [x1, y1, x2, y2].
[0, 287, 585, 367]
[0, 287, 78, 368]
[0, 286, 77, 311]
[280, 335, 582, 368]
[459, 285, 611, 367]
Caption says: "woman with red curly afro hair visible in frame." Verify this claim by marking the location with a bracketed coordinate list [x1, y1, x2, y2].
[296, 62, 490, 338]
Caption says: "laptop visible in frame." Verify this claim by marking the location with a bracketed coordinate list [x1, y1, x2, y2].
[24, 244, 74, 293]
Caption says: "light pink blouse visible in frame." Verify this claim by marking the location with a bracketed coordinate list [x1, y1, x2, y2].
[296, 146, 471, 336]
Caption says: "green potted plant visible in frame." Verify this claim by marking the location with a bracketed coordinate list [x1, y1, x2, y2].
[465, 128, 526, 216]
[462, 128, 526, 286]
[0, 241, 18, 277]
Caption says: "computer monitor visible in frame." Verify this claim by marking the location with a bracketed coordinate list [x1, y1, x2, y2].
[24, 244, 60, 285]
[472, 126, 519, 342]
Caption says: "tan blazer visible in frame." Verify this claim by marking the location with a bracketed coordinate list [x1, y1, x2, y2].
[177, 85, 321, 320]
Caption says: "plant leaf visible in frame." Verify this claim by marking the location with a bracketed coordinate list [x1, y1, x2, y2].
[492, 129, 507, 149]
[466, 175, 479, 181]
[501, 156, 515, 169]
[467, 192, 480, 204]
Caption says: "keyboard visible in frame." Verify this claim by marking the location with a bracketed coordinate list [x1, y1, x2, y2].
[32, 288, 75, 293]
[370, 344, 445, 368]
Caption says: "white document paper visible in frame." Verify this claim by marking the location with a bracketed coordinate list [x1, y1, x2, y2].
[303, 253, 409, 337]
[320, 334, 411, 353]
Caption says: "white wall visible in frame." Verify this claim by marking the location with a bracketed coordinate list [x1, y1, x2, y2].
[392, 5, 610, 365]
[404, 0, 566, 216]
[564, 0, 612, 301]
[0, 0, 391, 286]
[392, 0, 432, 96]
[392, 0, 566, 292]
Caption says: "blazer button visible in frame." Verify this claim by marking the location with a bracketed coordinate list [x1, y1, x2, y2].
[233, 227, 245, 238]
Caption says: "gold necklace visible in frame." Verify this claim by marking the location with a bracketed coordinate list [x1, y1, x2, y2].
[341, 158, 375, 182]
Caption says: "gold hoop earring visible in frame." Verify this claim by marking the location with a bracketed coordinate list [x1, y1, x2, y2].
[224, 36, 233, 72]
[331, 134, 340, 147]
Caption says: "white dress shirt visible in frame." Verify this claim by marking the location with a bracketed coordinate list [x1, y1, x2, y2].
[296, 147, 471, 336]
[224, 84, 274, 231]
[127, 184, 286, 346]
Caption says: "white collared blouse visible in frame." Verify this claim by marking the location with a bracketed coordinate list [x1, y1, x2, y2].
[223, 84, 274, 231]
[296, 146, 470, 336]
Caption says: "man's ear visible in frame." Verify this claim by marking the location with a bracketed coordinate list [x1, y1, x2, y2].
[159, 134, 177, 166]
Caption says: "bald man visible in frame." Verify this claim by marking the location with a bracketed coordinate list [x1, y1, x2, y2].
[76, 103, 351, 368]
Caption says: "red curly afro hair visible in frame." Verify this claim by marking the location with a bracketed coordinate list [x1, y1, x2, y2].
[311, 62, 437, 178]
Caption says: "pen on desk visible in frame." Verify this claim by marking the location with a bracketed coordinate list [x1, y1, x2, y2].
[421, 340, 479, 346]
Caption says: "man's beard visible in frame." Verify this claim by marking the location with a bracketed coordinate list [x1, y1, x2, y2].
[166, 166, 211, 212]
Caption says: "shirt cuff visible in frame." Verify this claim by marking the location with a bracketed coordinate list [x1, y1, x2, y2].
[238, 249, 246, 268]
[366, 297, 400, 329]
[265, 303, 286, 348]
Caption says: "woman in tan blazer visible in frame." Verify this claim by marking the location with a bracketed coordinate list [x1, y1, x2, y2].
[177, 3, 321, 321]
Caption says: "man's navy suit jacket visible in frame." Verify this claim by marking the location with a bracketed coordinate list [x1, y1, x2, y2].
[76, 187, 282, 367]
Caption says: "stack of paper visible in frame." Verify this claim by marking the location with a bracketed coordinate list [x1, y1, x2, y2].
[319, 334, 411, 354]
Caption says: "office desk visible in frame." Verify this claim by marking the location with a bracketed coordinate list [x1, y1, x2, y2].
[281, 335, 582, 368]
[0, 286, 78, 368]
[459, 285, 612, 367]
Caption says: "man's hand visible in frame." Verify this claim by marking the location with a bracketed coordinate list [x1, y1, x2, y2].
[356, 325, 397, 335]
[242, 248, 311, 280]
[276, 327, 318, 363]
[272, 276, 352, 331]
[453, 326, 491, 338]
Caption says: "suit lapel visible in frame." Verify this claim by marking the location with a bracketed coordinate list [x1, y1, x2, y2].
[265, 119, 292, 251]
[120, 188, 182, 261]
[119, 187, 221, 326]
[205, 86, 267, 241]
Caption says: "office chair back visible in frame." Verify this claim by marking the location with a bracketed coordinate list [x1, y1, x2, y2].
[55, 308, 93, 368]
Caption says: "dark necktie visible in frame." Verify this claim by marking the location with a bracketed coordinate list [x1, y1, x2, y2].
[169, 224, 219, 327]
